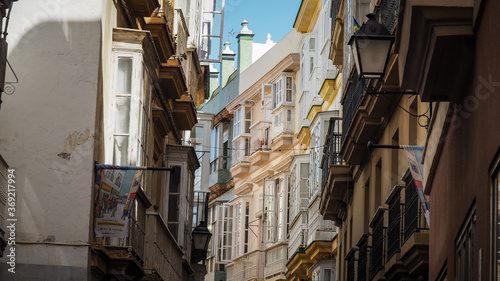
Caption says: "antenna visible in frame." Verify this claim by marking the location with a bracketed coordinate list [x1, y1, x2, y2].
[227, 28, 237, 42]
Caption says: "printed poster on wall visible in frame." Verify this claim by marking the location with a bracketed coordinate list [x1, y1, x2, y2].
[93, 167, 143, 238]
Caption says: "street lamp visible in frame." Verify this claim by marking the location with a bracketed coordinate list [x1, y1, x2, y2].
[348, 13, 394, 80]
[192, 221, 212, 260]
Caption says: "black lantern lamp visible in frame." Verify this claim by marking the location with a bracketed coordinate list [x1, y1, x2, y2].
[348, 14, 429, 128]
[192, 221, 212, 260]
[348, 13, 395, 81]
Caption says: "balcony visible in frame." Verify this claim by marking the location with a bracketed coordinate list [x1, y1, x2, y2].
[264, 244, 288, 278]
[208, 165, 232, 187]
[160, 0, 174, 33]
[356, 234, 370, 281]
[124, 0, 160, 17]
[340, 70, 398, 166]
[297, 122, 311, 147]
[320, 164, 352, 227]
[270, 107, 294, 151]
[345, 248, 357, 281]
[143, 212, 183, 280]
[249, 120, 271, 165]
[229, 163, 250, 178]
[321, 117, 343, 192]
[159, 58, 187, 100]
[230, 136, 251, 178]
[173, 9, 188, 72]
[370, 207, 388, 281]
[318, 77, 340, 107]
[377, 0, 400, 33]
[294, 0, 322, 33]
[227, 250, 259, 281]
[329, 0, 344, 65]
[399, 171, 429, 280]
[384, 184, 409, 281]
[371, 171, 429, 281]
[308, 197, 337, 244]
[172, 94, 197, 130]
[142, 16, 175, 63]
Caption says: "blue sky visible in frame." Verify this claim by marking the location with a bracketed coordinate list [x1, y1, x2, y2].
[223, 0, 301, 50]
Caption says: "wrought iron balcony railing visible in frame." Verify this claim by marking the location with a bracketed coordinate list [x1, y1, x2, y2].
[370, 207, 387, 280]
[403, 172, 429, 242]
[376, 0, 400, 32]
[345, 248, 357, 281]
[356, 234, 370, 281]
[321, 117, 343, 193]
[341, 71, 364, 145]
[386, 185, 403, 261]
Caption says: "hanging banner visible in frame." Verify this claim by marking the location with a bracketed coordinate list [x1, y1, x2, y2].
[402, 145, 430, 226]
[93, 166, 143, 238]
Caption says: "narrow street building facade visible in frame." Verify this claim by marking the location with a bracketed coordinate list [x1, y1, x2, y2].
[321, 0, 431, 281]
[286, 0, 342, 280]
[0, 0, 211, 280]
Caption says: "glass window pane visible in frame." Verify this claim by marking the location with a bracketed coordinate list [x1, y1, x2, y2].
[169, 166, 181, 193]
[113, 136, 129, 165]
[114, 96, 131, 134]
[309, 38, 315, 51]
[286, 90, 292, 102]
[324, 269, 331, 281]
[117, 57, 133, 95]
[245, 121, 251, 134]
[168, 194, 179, 221]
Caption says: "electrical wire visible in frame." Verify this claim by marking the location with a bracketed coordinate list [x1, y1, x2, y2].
[377, 93, 430, 129]
[184, 139, 328, 153]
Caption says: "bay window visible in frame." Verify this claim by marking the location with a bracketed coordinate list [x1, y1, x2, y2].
[111, 52, 151, 167]
[263, 177, 288, 246]
[210, 125, 220, 173]
[263, 179, 276, 244]
[289, 160, 310, 222]
[210, 122, 230, 172]
[231, 199, 252, 258]
[270, 74, 295, 139]
[232, 106, 251, 165]
[220, 203, 233, 263]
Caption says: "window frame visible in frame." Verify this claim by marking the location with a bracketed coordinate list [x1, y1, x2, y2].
[110, 52, 148, 166]
[455, 205, 476, 281]
[490, 150, 500, 280]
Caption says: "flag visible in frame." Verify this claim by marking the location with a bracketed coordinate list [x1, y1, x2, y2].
[402, 146, 430, 227]
[353, 17, 360, 32]
[93, 167, 144, 238]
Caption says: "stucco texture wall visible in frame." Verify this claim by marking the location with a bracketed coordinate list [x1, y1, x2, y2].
[0, 0, 102, 278]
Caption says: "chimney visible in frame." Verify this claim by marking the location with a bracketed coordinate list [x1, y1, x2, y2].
[236, 20, 254, 73]
[220, 41, 236, 88]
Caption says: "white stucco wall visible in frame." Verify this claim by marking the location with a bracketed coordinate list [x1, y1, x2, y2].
[0, 0, 103, 277]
